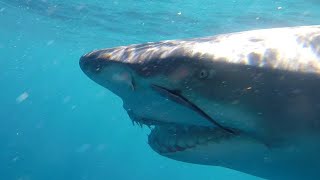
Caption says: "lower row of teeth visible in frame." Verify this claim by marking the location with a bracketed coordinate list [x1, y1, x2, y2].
[127, 114, 231, 153]
[148, 127, 230, 154]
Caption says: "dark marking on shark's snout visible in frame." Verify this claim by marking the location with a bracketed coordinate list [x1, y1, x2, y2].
[249, 38, 264, 42]
[296, 32, 320, 57]
[248, 52, 262, 66]
[263, 48, 279, 67]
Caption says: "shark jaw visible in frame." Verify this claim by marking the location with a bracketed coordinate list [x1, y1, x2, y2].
[147, 124, 238, 154]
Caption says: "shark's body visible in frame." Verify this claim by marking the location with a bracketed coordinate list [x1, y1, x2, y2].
[80, 25, 320, 180]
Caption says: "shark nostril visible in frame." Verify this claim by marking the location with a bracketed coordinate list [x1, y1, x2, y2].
[79, 56, 103, 74]
[79, 50, 105, 69]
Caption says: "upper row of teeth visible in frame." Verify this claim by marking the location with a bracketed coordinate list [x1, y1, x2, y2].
[129, 116, 218, 133]
[131, 118, 155, 129]
[129, 114, 177, 129]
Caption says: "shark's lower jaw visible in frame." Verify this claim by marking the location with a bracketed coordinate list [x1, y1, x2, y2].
[127, 111, 237, 154]
[148, 125, 235, 154]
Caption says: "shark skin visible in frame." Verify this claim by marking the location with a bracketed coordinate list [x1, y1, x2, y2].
[80, 25, 320, 180]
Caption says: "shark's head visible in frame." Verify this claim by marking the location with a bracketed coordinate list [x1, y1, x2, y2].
[79, 42, 232, 129]
[79, 40, 270, 166]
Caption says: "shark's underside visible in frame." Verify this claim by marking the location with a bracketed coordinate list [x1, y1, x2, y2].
[80, 25, 320, 180]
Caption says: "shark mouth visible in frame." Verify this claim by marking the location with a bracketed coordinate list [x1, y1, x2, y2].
[126, 84, 237, 154]
[148, 125, 235, 154]
[127, 112, 236, 154]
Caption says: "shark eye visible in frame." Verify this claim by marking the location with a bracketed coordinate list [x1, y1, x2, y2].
[199, 69, 209, 79]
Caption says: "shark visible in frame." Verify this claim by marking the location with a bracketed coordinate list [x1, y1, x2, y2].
[80, 25, 320, 180]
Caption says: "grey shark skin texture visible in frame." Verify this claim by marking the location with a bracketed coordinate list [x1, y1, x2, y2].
[80, 25, 320, 180]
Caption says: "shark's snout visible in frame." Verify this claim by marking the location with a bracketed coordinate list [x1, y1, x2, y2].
[80, 49, 136, 97]
[80, 49, 111, 74]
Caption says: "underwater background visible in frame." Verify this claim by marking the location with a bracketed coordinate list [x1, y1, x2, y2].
[1, 0, 320, 179]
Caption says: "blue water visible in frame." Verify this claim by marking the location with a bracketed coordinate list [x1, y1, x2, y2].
[1, 0, 320, 179]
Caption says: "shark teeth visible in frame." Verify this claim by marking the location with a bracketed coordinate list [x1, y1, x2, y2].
[128, 112, 162, 128]
[130, 117, 156, 130]
[128, 112, 235, 154]
[148, 125, 234, 154]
